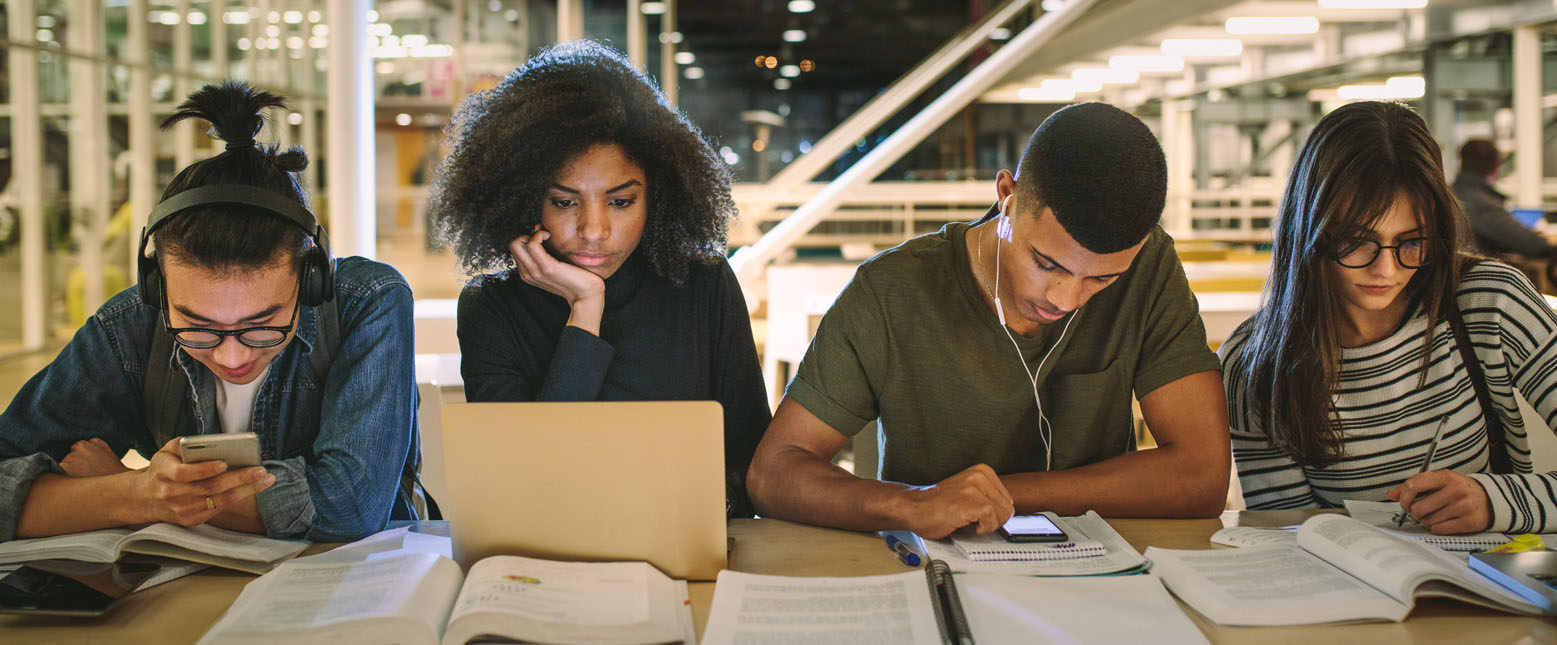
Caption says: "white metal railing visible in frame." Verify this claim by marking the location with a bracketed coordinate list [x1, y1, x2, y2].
[731, 180, 1282, 250]
[729, 0, 1100, 285]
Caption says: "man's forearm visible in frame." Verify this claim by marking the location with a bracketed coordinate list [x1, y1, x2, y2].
[748, 447, 913, 532]
[1000, 442, 1228, 518]
[14, 472, 147, 538]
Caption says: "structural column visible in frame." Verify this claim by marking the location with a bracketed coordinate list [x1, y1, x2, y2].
[174, 0, 195, 169]
[1513, 25, 1542, 208]
[212, 0, 230, 82]
[69, 0, 109, 316]
[129, 0, 157, 278]
[9, 0, 45, 349]
[659, 0, 677, 107]
[326, 0, 375, 258]
[1160, 98, 1194, 237]
[558, 0, 584, 41]
[627, 0, 647, 70]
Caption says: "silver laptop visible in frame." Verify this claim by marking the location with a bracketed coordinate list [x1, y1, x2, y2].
[439, 401, 728, 580]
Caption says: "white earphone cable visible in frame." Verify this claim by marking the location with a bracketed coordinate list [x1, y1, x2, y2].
[983, 219, 1075, 471]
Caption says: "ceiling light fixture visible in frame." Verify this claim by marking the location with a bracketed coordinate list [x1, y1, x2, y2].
[1318, 0, 1426, 8]
[1160, 38, 1243, 58]
[1224, 16, 1319, 35]
[1109, 54, 1185, 73]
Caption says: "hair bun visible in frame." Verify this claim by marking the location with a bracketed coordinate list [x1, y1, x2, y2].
[163, 80, 283, 147]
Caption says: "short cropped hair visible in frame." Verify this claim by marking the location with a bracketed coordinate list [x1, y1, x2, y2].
[1458, 139, 1499, 177]
[1014, 102, 1167, 254]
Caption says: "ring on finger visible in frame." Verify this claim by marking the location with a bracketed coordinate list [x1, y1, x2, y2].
[205, 496, 216, 511]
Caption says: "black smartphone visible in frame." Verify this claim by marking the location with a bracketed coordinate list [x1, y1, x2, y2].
[998, 514, 1070, 543]
[0, 559, 161, 616]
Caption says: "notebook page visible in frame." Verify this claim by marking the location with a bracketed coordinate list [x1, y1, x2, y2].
[926, 511, 1147, 575]
[1343, 500, 1509, 551]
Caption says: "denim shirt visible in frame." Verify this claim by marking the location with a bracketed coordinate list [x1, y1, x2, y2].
[0, 257, 419, 543]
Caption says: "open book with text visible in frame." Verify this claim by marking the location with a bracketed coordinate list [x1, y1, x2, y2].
[1148, 514, 1548, 625]
[701, 560, 1206, 644]
[0, 523, 308, 574]
[196, 551, 693, 645]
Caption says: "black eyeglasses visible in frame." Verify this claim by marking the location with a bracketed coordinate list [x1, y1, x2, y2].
[161, 284, 302, 350]
[1331, 237, 1429, 269]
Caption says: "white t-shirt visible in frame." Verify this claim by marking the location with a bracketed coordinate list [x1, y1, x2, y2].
[215, 365, 271, 434]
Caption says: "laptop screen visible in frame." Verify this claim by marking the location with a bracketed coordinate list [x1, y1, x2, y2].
[1512, 208, 1545, 230]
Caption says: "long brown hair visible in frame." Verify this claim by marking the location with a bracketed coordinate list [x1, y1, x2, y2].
[1237, 101, 1466, 467]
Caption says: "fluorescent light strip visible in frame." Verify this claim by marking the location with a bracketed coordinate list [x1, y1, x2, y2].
[1160, 38, 1243, 57]
[1109, 54, 1185, 73]
[1071, 67, 1138, 85]
[1318, 0, 1426, 8]
[1225, 16, 1319, 35]
[1019, 86, 1075, 101]
[1335, 75, 1425, 99]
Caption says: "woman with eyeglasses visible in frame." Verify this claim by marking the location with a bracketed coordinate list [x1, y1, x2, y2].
[1219, 101, 1557, 535]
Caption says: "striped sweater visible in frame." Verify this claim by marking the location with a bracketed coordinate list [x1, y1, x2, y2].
[1219, 261, 1557, 533]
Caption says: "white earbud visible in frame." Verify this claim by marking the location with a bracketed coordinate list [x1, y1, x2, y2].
[990, 216, 1075, 472]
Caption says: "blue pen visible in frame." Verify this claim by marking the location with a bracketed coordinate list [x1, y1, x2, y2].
[883, 534, 922, 567]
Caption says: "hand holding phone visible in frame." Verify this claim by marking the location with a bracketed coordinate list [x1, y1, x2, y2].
[999, 514, 1070, 543]
[178, 432, 262, 468]
[133, 437, 273, 527]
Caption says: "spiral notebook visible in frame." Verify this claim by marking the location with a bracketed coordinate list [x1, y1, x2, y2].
[1343, 500, 1510, 552]
[950, 532, 1107, 562]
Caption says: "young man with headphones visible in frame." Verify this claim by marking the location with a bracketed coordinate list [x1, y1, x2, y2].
[0, 82, 422, 543]
[747, 103, 1231, 539]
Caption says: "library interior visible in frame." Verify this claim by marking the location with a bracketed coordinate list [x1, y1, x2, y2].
[2, 0, 1557, 643]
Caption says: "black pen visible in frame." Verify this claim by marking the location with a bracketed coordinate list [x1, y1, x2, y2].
[1398, 416, 1450, 528]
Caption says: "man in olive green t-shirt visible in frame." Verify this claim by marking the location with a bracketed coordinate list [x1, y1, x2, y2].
[747, 103, 1231, 539]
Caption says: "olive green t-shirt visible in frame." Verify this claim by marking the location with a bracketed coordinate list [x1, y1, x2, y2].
[787, 220, 1221, 485]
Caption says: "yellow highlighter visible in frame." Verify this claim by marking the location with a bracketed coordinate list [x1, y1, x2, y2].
[1488, 534, 1548, 554]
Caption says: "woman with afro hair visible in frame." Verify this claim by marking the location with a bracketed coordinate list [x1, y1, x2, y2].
[428, 40, 770, 517]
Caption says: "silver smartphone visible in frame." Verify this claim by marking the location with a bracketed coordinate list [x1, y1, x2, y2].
[178, 432, 262, 468]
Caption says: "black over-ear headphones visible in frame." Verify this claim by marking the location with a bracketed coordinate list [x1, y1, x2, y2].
[137, 184, 335, 309]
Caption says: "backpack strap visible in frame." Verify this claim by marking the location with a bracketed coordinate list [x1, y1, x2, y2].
[309, 297, 339, 388]
[1446, 297, 1513, 474]
[142, 326, 187, 449]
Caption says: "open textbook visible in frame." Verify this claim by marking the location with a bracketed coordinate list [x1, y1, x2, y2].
[0, 523, 308, 574]
[700, 561, 1207, 645]
[196, 552, 694, 645]
[1149, 514, 1548, 626]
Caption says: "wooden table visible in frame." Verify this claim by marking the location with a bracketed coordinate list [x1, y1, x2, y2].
[3, 512, 1555, 643]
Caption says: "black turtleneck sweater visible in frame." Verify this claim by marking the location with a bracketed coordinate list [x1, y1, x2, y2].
[456, 252, 771, 516]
